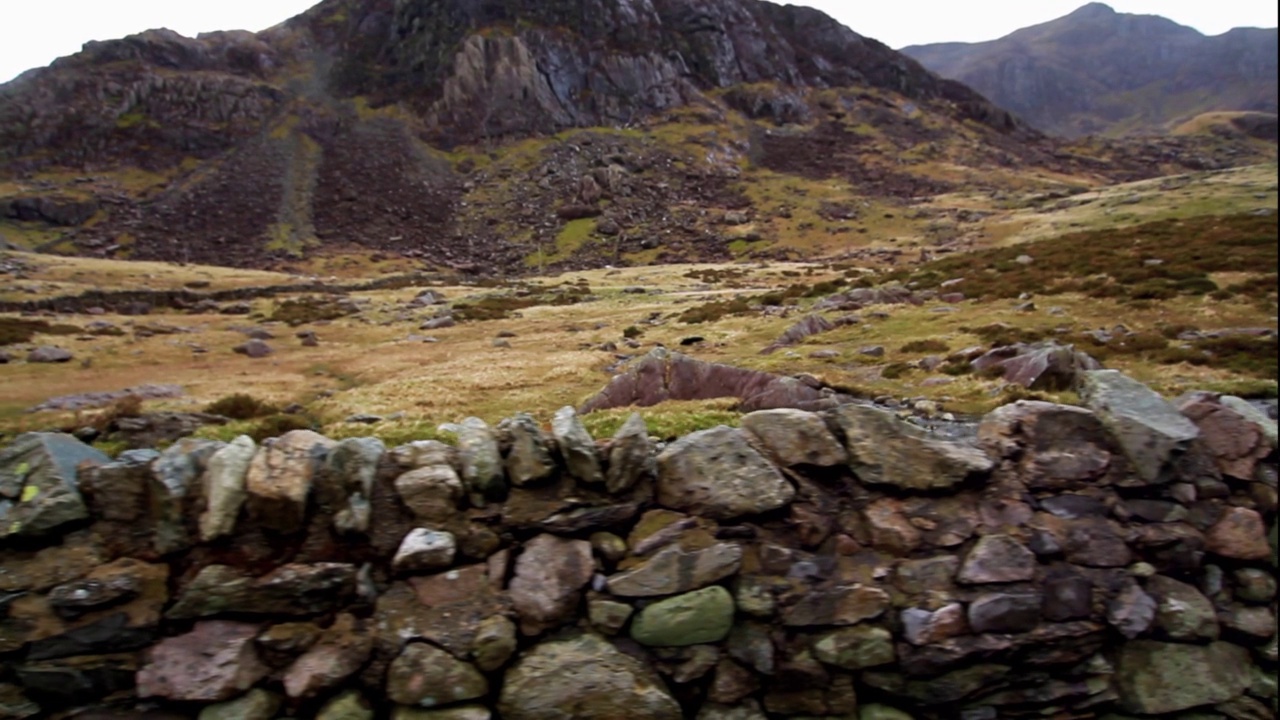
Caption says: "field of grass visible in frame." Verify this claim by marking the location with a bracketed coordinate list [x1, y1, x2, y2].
[3, 208, 1276, 452]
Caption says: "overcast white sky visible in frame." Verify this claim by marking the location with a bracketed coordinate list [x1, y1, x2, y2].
[1, 1, 1276, 84]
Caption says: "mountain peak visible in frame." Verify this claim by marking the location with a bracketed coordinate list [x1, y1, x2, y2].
[1069, 3, 1118, 20]
[903, 5, 1277, 137]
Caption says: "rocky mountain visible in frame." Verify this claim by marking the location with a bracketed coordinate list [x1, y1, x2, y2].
[0, 0, 1271, 272]
[903, 2, 1279, 138]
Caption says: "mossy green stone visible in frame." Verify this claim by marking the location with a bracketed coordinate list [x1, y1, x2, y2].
[860, 705, 916, 720]
[630, 586, 734, 647]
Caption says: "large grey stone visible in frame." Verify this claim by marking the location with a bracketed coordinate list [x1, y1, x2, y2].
[1115, 641, 1252, 713]
[198, 435, 256, 542]
[741, 409, 847, 467]
[607, 543, 743, 597]
[392, 529, 457, 574]
[606, 413, 655, 493]
[245, 430, 334, 534]
[326, 437, 385, 534]
[968, 591, 1042, 633]
[499, 633, 681, 720]
[457, 418, 504, 505]
[0, 433, 106, 538]
[502, 414, 555, 487]
[656, 426, 794, 520]
[151, 438, 222, 554]
[1080, 370, 1199, 484]
[1106, 581, 1156, 639]
[833, 405, 992, 490]
[553, 406, 603, 485]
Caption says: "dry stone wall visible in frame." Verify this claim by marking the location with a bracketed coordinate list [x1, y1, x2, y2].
[0, 369, 1276, 720]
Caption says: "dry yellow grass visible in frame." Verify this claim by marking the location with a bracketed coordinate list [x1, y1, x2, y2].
[2, 164, 1277, 443]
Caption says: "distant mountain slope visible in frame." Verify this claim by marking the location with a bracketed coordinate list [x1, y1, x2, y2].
[0, 0, 1272, 272]
[903, 2, 1278, 137]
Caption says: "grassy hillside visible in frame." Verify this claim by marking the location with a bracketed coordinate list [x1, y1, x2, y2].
[2, 163, 1275, 450]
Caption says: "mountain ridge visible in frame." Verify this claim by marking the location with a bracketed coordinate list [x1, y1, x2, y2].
[902, 2, 1278, 137]
[0, 0, 1273, 272]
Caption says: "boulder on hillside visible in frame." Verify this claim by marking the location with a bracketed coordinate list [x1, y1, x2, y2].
[760, 314, 858, 354]
[815, 286, 922, 311]
[970, 341, 1101, 391]
[580, 348, 857, 414]
[233, 340, 273, 358]
[27, 346, 74, 364]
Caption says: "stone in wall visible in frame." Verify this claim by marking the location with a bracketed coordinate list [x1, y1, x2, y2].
[245, 430, 335, 534]
[0, 432, 107, 539]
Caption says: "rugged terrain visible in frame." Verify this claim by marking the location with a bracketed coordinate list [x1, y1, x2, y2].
[903, 3, 1279, 138]
[1, 0, 1275, 275]
[0, 160, 1275, 452]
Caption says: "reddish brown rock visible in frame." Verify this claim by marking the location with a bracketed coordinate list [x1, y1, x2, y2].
[862, 499, 922, 556]
[136, 621, 268, 702]
[1205, 507, 1272, 560]
[1179, 397, 1272, 480]
[970, 342, 1101, 391]
[580, 349, 855, 413]
[708, 659, 762, 705]
[374, 581, 510, 660]
[281, 613, 372, 699]
[508, 534, 595, 635]
[978, 401, 1116, 489]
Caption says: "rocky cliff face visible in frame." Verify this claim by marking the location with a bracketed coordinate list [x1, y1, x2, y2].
[0, 0, 1272, 271]
[903, 3, 1279, 137]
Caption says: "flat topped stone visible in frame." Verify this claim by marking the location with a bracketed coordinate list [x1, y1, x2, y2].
[606, 543, 743, 597]
[656, 426, 794, 520]
[740, 409, 847, 467]
[833, 405, 992, 491]
[1080, 370, 1199, 484]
